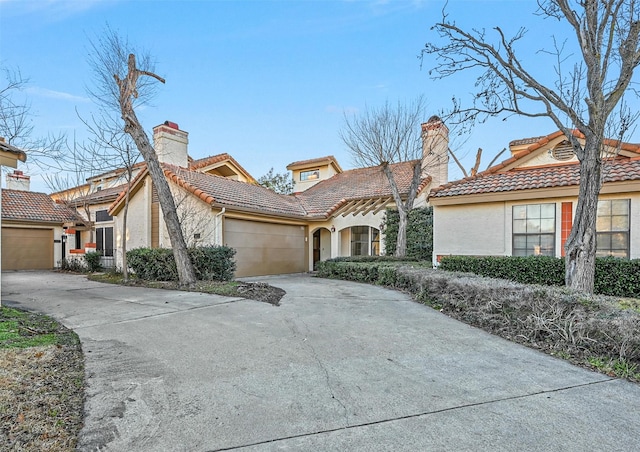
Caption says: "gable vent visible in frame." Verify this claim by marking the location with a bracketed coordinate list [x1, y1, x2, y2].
[549, 141, 575, 161]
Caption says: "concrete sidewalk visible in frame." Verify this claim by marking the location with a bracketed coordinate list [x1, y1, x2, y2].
[3, 271, 639, 451]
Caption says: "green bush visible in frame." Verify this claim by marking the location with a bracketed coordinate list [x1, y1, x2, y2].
[188, 246, 236, 281]
[438, 255, 640, 298]
[383, 207, 433, 260]
[126, 246, 236, 281]
[83, 251, 103, 273]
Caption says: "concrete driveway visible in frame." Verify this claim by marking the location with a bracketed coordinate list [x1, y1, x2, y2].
[2, 271, 640, 451]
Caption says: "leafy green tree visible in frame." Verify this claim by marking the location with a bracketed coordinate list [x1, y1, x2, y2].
[258, 167, 294, 194]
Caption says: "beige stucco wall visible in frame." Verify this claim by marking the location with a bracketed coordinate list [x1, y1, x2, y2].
[433, 190, 640, 264]
[433, 202, 508, 263]
[113, 179, 152, 268]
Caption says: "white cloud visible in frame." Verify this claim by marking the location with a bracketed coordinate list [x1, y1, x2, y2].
[26, 87, 90, 103]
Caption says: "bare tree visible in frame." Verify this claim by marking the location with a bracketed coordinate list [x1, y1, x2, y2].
[81, 112, 141, 282]
[0, 67, 66, 169]
[87, 27, 197, 286]
[423, 0, 640, 294]
[340, 97, 432, 257]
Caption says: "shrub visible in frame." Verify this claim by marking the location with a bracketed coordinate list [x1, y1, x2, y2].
[126, 246, 236, 281]
[59, 257, 87, 272]
[382, 207, 433, 260]
[188, 246, 236, 281]
[439, 255, 640, 299]
[83, 251, 103, 273]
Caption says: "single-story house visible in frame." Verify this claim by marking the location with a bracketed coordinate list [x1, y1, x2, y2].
[430, 130, 640, 264]
[1, 187, 78, 270]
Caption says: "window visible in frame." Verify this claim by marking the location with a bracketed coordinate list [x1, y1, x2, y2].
[350, 226, 380, 256]
[95, 209, 113, 222]
[351, 226, 369, 256]
[300, 169, 320, 181]
[513, 204, 556, 256]
[596, 199, 630, 258]
[371, 228, 380, 256]
[96, 227, 114, 257]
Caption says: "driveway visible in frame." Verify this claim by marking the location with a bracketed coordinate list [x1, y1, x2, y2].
[2, 271, 640, 451]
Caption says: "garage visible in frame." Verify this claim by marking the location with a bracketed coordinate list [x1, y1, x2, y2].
[2, 227, 54, 270]
[224, 219, 307, 277]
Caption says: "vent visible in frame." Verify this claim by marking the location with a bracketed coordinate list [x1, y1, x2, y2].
[549, 141, 575, 161]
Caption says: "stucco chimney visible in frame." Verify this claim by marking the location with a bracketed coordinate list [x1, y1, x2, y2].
[153, 121, 189, 168]
[6, 170, 30, 191]
[421, 116, 449, 189]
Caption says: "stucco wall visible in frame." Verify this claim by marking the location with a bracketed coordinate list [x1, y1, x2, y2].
[433, 191, 640, 263]
[433, 202, 508, 263]
[113, 179, 152, 268]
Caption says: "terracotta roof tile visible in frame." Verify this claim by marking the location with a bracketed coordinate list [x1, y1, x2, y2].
[165, 165, 308, 218]
[286, 155, 342, 172]
[297, 160, 430, 217]
[431, 158, 640, 198]
[2, 189, 78, 223]
[189, 153, 257, 183]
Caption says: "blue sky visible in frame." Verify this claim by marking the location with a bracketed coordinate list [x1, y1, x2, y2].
[2, 0, 636, 192]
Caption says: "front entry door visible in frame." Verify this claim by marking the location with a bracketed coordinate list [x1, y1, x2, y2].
[312, 229, 321, 270]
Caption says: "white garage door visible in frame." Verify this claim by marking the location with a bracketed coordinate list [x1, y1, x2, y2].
[2, 227, 54, 270]
[224, 219, 306, 277]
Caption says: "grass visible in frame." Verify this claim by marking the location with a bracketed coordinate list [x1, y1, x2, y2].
[88, 272, 242, 296]
[0, 306, 85, 451]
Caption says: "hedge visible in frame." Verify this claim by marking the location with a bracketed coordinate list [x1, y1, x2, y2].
[438, 255, 640, 298]
[383, 207, 433, 260]
[127, 246, 236, 281]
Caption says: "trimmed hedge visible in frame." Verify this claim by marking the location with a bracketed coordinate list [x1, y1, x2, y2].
[383, 207, 433, 260]
[127, 246, 236, 281]
[438, 255, 640, 298]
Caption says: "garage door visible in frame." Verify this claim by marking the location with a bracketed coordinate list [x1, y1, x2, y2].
[2, 228, 54, 270]
[224, 219, 306, 277]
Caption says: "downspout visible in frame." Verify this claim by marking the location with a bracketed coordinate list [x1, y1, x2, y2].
[214, 207, 226, 245]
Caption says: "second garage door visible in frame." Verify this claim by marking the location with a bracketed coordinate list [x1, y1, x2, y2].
[2, 227, 54, 270]
[224, 219, 307, 277]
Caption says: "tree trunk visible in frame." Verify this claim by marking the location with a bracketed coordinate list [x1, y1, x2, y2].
[564, 140, 602, 294]
[121, 182, 130, 283]
[115, 54, 196, 287]
[123, 114, 196, 286]
[381, 161, 422, 258]
[395, 205, 408, 257]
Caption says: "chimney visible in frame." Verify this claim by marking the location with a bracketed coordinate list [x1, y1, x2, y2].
[421, 116, 449, 189]
[153, 121, 189, 168]
[6, 170, 30, 191]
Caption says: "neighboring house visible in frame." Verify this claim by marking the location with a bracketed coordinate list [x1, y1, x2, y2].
[1, 186, 78, 270]
[430, 130, 640, 265]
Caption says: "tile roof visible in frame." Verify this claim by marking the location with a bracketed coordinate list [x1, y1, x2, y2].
[165, 165, 308, 218]
[297, 160, 430, 217]
[2, 189, 78, 223]
[188, 153, 257, 183]
[0, 139, 27, 163]
[70, 184, 128, 206]
[431, 158, 640, 198]
[161, 160, 428, 219]
[286, 155, 343, 172]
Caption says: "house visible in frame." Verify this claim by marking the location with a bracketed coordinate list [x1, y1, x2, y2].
[430, 130, 640, 265]
[1, 187, 79, 270]
[46, 117, 448, 277]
